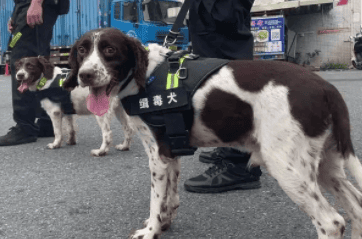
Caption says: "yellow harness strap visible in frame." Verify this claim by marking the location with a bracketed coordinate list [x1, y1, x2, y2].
[166, 54, 188, 90]
[59, 78, 65, 87]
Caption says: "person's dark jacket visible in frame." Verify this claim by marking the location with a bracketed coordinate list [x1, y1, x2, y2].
[189, 0, 255, 60]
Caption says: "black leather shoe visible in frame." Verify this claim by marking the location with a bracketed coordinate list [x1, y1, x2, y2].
[0, 126, 37, 146]
[184, 159, 262, 193]
[36, 119, 54, 138]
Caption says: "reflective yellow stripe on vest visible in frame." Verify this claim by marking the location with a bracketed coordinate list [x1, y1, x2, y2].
[166, 54, 188, 90]
[9, 32, 22, 48]
[59, 78, 65, 87]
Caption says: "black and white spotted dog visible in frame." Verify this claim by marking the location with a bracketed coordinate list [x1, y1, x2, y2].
[15, 56, 133, 156]
[63, 28, 362, 239]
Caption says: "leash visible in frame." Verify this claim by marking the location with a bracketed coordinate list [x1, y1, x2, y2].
[163, 0, 191, 48]
[157, 0, 200, 156]
[36, 25, 41, 56]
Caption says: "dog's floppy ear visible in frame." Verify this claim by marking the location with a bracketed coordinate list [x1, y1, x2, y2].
[62, 41, 79, 91]
[127, 37, 148, 90]
[38, 56, 55, 79]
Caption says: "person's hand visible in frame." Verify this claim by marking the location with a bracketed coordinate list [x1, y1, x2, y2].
[27, 0, 43, 28]
[7, 18, 13, 33]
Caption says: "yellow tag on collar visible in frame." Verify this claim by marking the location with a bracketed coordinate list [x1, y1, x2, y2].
[37, 77, 47, 90]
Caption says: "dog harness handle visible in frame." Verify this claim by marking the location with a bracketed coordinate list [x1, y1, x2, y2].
[163, 0, 191, 48]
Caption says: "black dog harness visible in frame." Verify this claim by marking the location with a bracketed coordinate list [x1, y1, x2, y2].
[122, 51, 229, 156]
[35, 68, 75, 115]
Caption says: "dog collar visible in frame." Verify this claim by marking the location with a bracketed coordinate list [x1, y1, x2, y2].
[119, 69, 135, 93]
[36, 75, 67, 90]
[36, 77, 47, 90]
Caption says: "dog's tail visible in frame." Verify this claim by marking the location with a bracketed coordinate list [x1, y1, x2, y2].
[325, 83, 362, 190]
[325, 83, 354, 158]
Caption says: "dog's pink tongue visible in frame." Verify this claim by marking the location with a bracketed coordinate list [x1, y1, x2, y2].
[18, 82, 28, 93]
[86, 89, 110, 117]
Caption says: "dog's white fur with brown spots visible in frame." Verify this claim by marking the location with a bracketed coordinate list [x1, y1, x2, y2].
[63, 28, 362, 239]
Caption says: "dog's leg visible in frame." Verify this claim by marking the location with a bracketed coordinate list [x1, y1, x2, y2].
[63, 115, 76, 145]
[160, 158, 180, 232]
[114, 104, 133, 151]
[129, 118, 177, 239]
[318, 143, 362, 239]
[168, 158, 181, 224]
[91, 113, 112, 157]
[42, 103, 63, 149]
[261, 135, 345, 239]
[140, 157, 180, 234]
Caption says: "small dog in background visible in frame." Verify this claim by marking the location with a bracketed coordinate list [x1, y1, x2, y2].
[15, 56, 134, 156]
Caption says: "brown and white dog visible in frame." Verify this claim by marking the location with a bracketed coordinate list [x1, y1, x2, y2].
[15, 56, 133, 156]
[63, 28, 362, 239]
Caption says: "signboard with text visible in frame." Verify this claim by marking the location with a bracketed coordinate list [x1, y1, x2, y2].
[251, 15, 285, 58]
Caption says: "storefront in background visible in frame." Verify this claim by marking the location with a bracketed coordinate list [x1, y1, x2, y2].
[251, 15, 286, 60]
[251, 0, 360, 67]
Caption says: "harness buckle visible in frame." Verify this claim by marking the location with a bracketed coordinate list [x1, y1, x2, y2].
[177, 68, 187, 80]
[163, 31, 179, 48]
[168, 60, 180, 74]
[168, 135, 197, 156]
[186, 53, 200, 60]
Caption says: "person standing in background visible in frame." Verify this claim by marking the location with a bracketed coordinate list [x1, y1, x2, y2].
[184, 0, 263, 193]
[0, 0, 67, 146]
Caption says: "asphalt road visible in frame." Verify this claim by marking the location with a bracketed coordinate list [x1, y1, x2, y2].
[0, 70, 361, 239]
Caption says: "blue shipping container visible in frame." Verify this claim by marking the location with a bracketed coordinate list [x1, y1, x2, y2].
[0, 0, 14, 58]
[0, 0, 111, 58]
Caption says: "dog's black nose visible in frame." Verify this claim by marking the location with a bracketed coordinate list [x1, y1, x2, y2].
[79, 68, 95, 84]
[17, 73, 25, 80]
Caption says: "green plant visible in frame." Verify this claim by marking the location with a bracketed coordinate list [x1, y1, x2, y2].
[320, 62, 349, 70]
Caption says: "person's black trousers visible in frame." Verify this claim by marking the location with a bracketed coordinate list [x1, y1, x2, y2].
[10, 4, 58, 136]
[188, 0, 255, 162]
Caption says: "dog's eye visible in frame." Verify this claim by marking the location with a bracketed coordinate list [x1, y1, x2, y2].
[78, 46, 87, 54]
[104, 46, 116, 55]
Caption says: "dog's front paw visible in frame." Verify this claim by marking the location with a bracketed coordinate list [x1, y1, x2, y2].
[91, 149, 107, 157]
[115, 142, 130, 151]
[128, 218, 163, 239]
[129, 228, 161, 239]
[47, 142, 61, 149]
